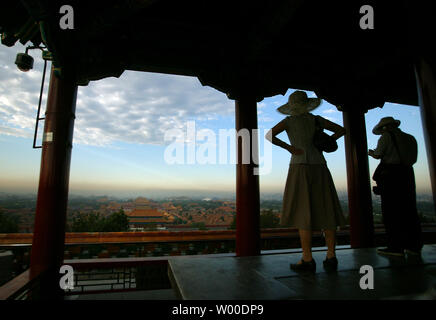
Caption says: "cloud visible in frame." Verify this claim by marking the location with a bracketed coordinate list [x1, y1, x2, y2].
[0, 44, 50, 141]
[0, 44, 234, 147]
[322, 108, 339, 114]
[258, 116, 274, 123]
[257, 102, 267, 109]
[0, 125, 33, 138]
[323, 116, 338, 122]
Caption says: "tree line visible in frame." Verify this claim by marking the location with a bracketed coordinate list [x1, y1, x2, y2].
[67, 209, 130, 232]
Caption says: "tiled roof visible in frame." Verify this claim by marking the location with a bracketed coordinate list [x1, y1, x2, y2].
[127, 209, 164, 218]
[129, 218, 167, 223]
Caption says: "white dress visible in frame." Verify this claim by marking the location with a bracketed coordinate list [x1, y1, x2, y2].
[280, 113, 346, 230]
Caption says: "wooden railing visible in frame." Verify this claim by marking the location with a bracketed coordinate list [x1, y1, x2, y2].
[5, 224, 436, 245]
[2, 224, 436, 245]
[65, 256, 171, 295]
[0, 269, 45, 300]
[0, 228, 302, 245]
[1, 224, 436, 300]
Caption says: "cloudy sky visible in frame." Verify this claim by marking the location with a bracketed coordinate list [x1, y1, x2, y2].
[0, 42, 432, 198]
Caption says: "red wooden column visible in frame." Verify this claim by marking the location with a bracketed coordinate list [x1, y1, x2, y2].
[30, 66, 77, 299]
[235, 96, 261, 256]
[342, 107, 375, 248]
[415, 58, 436, 205]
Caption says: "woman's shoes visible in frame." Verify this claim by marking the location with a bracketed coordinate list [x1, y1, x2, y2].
[290, 259, 316, 273]
[290, 256, 339, 273]
[323, 256, 338, 272]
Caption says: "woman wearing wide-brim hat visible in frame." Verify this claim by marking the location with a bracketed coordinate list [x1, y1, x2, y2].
[266, 90, 347, 273]
[368, 116, 422, 257]
[371, 116, 401, 135]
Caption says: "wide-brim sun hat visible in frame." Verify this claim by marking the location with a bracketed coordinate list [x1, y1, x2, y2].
[277, 90, 322, 116]
[372, 116, 401, 135]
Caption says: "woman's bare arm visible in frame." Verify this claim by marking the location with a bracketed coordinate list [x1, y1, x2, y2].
[321, 117, 346, 140]
[368, 149, 381, 159]
[266, 119, 304, 155]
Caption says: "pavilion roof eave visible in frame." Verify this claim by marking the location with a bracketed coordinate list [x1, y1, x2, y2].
[0, 0, 421, 108]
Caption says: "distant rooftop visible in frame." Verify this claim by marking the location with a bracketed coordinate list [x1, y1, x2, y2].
[127, 208, 164, 218]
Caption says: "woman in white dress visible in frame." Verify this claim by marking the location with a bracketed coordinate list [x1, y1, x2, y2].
[266, 90, 346, 272]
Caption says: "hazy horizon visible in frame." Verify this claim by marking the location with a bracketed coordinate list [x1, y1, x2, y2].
[0, 186, 433, 201]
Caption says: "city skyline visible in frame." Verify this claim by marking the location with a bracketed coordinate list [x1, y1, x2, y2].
[0, 43, 433, 198]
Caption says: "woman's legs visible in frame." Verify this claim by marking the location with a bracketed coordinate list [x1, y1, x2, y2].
[299, 229, 336, 261]
[324, 229, 336, 259]
[299, 229, 313, 262]
[291, 229, 316, 272]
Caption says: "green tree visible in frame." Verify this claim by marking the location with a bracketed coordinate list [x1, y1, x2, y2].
[71, 210, 130, 232]
[174, 217, 187, 225]
[103, 210, 130, 232]
[229, 211, 280, 230]
[70, 211, 105, 232]
[230, 214, 236, 229]
[0, 211, 19, 233]
[260, 210, 280, 228]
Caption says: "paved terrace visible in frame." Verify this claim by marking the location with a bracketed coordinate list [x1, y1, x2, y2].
[67, 245, 436, 300]
[168, 245, 436, 300]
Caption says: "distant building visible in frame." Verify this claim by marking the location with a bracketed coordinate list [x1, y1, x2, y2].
[134, 197, 151, 207]
[96, 197, 109, 203]
[107, 202, 122, 211]
[127, 208, 173, 229]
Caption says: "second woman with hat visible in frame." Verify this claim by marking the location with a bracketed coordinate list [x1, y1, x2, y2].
[369, 116, 422, 257]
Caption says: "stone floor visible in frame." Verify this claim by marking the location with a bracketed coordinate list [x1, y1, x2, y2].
[168, 245, 436, 300]
[66, 245, 436, 300]
[66, 288, 178, 300]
